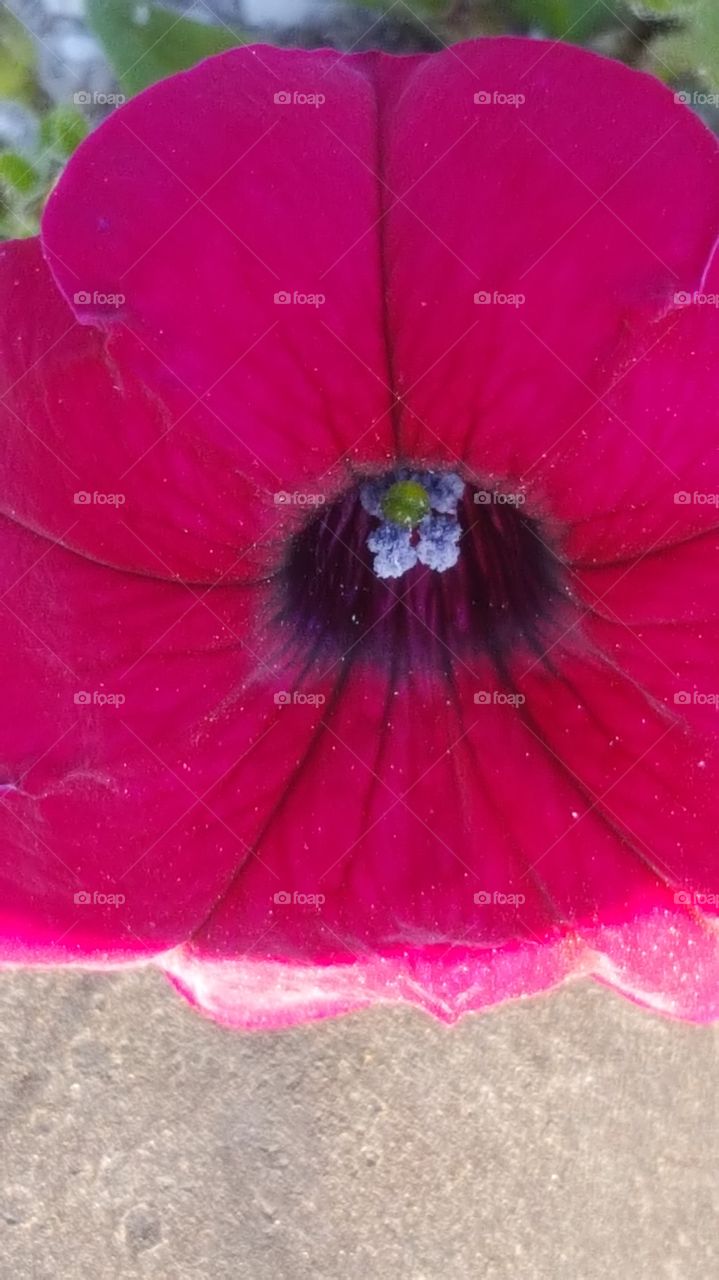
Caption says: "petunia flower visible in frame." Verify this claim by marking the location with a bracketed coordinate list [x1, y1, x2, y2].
[1, 38, 719, 1029]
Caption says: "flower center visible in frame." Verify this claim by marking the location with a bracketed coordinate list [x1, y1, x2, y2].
[362, 469, 465, 579]
[277, 470, 567, 676]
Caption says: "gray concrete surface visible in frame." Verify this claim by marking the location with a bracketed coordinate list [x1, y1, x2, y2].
[0, 971, 717, 1279]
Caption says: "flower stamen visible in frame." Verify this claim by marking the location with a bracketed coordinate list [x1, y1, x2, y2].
[361, 469, 465, 580]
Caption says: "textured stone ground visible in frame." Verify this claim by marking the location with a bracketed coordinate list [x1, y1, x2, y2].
[0, 972, 717, 1279]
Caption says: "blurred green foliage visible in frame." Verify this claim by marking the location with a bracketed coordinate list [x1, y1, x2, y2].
[0, 106, 88, 239]
[0, 151, 38, 199]
[87, 0, 248, 95]
[511, 0, 608, 40]
[652, 2, 719, 87]
[0, 11, 37, 104]
[629, 0, 697, 13]
[39, 106, 90, 160]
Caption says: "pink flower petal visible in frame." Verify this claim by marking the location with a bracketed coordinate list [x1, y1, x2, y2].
[1, 39, 718, 1026]
[377, 41, 719, 504]
[163, 911, 719, 1029]
[41, 48, 395, 513]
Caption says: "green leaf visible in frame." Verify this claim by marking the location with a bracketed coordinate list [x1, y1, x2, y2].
[0, 12, 37, 104]
[511, 0, 610, 39]
[629, 0, 698, 13]
[87, 0, 247, 96]
[0, 151, 43, 241]
[653, 0, 719, 87]
[0, 206, 40, 239]
[0, 151, 39, 197]
[39, 106, 89, 159]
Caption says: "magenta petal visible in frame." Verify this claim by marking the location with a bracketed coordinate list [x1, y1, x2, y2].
[163, 912, 719, 1029]
[377, 40, 719, 491]
[41, 47, 395, 499]
[0, 510, 266, 959]
[2, 39, 719, 1027]
[0, 238, 285, 582]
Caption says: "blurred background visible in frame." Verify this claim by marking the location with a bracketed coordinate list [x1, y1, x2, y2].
[1, 0, 719, 240]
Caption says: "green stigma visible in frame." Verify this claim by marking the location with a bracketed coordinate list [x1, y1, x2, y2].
[380, 480, 431, 527]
